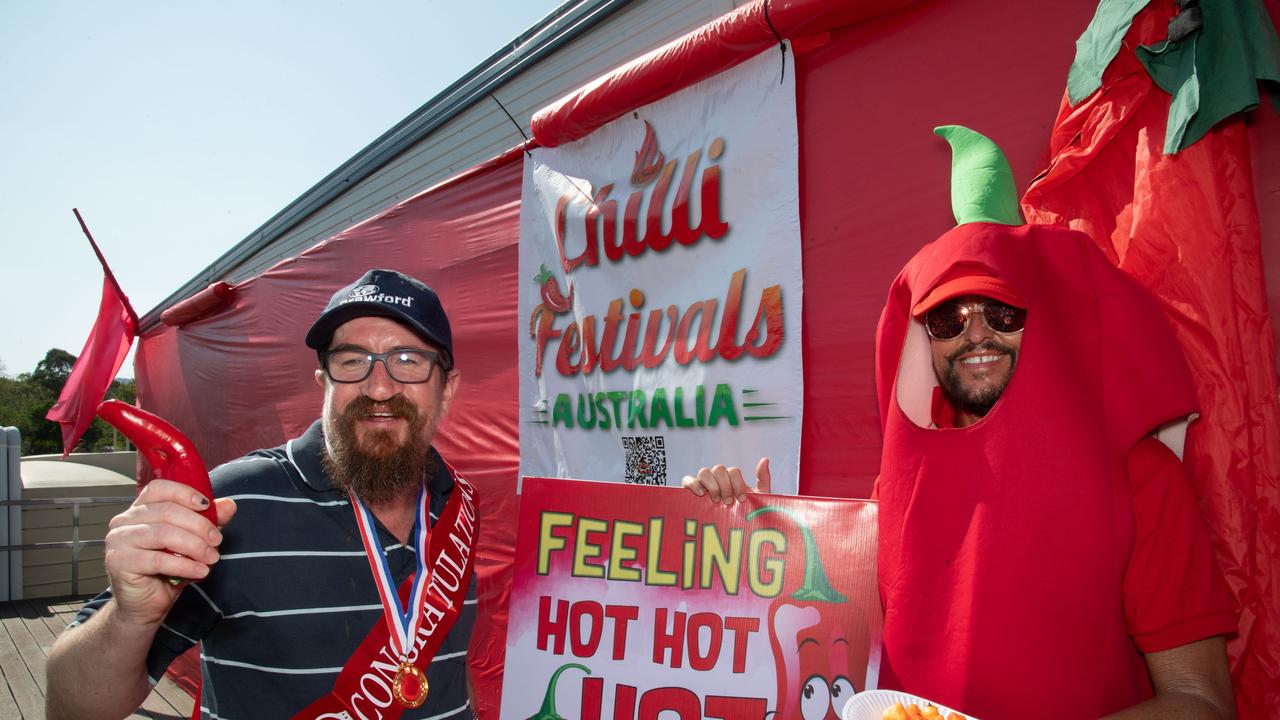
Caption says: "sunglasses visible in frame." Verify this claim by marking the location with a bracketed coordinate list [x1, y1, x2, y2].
[922, 300, 1027, 341]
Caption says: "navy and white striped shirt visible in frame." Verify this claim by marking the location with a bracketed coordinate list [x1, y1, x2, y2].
[74, 420, 477, 719]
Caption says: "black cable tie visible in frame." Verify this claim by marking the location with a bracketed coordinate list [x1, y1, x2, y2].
[491, 93, 533, 157]
[762, 0, 787, 85]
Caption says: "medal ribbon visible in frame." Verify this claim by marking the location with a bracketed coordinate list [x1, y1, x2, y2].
[292, 467, 477, 720]
[350, 485, 431, 660]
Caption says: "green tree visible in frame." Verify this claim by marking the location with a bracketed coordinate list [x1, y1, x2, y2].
[0, 375, 57, 455]
[0, 348, 135, 455]
[12, 348, 79, 454]
[30, 348, 77, 396]
[0, 375, 54, 451]
[88, 377, 137, 452]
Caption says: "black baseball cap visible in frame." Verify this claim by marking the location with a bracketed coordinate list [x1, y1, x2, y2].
[305, 269, 454, 368]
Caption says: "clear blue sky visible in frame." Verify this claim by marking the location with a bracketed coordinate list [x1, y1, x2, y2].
[0, 1, 561, 378]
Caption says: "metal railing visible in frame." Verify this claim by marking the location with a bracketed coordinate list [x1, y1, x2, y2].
[0, 497, 132, 597]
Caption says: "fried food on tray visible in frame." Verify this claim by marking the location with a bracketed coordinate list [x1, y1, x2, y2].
[881, 701, 967, 720]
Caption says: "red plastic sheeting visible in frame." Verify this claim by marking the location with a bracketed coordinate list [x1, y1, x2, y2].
[131, 0, 1280, 716]
[1021, 2, 1280, 715]
[531, 0, 914, 148]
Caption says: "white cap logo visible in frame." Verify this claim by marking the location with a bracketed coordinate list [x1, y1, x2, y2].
[337, 282, 413, 309]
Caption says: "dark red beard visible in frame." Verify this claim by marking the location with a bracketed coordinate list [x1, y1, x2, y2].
[940, 338, 1020, 417]
[323, 394, 435, 504]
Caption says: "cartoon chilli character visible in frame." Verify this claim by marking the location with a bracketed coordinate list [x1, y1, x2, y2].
[748, 506, 870, 720]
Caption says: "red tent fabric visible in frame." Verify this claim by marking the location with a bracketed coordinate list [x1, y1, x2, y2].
[1021, 2, 1280, 715]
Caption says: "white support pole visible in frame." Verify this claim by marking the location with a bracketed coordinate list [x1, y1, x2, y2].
[1, 427, 21, 601]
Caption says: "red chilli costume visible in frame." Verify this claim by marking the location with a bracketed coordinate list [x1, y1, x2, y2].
[873, 128, 1235, 719]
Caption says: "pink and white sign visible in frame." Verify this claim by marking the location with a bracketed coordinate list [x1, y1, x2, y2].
[499, 477, 881, 719]
[518, 48, 803, 493]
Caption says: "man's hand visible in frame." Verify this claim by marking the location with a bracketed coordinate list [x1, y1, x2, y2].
[104, 479, 237, 627]
[681, 457, 772, 505]
[47, 481, 237, 720]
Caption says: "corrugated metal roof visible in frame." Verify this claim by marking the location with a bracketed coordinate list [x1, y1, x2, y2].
[144, 0, 738, 333]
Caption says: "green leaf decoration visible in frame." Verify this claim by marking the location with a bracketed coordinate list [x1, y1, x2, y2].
[934, 125, 1023, 227]
[526, 662, 591, 720]
[1136, 0, 1280, 154]
[1067, 0, 1152, 105]
[747, 506, 847, 604]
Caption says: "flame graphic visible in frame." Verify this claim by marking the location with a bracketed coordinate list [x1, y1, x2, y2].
[630, 120, 665, 186]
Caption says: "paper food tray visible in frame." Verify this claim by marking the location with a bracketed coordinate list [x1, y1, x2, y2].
[842, 689, 974, 720]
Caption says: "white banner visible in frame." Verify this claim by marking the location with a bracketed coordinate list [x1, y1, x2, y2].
[518, 48, 802, 494]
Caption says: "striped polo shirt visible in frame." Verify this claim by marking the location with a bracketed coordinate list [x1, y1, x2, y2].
[73, 419, 477, 719]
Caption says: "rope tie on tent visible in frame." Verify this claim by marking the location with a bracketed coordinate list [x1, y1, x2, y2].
[492, 89, 619, 217]
[761, 0, 787, 84]
[490, 93, 533, 157]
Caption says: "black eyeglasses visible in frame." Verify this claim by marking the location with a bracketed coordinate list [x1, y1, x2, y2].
[320, 348, 445, 384]
[922, 300, 1027, 341]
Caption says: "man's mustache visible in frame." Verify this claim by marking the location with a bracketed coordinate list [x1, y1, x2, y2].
[946, 339, 1017, 363]
[341, 394, 418, 422]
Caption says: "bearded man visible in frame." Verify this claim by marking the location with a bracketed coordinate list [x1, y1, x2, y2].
[47, 269, 478, 720]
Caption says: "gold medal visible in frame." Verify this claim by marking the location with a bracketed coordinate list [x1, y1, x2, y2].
[391, 661, 428, 709]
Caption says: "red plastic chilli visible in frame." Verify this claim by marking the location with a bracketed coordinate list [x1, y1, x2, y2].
[97, 400, 218, 524]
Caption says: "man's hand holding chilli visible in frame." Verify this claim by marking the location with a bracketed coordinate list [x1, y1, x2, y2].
[104, 479, 237, 627]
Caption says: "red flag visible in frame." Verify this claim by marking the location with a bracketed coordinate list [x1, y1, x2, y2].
[46, 210, 139, 456]
[1021, 2, 1280, 716]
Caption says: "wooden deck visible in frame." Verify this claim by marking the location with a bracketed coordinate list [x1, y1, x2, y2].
[0, 596, 194, 719]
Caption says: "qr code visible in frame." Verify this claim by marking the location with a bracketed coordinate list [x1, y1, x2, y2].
[622, 436, 667, 485]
